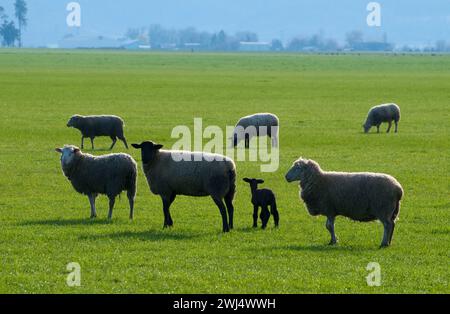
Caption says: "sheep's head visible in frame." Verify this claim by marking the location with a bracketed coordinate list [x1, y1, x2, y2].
[55, 145, 81, 167]
[67, 115, 82, 128]
[285, 158, 320, 182]
[243, 178, 264, 190]
[132, 141, 163, 164]
[363, 121, 371, 133]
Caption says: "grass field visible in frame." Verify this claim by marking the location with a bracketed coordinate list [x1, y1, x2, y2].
[0, 50, 448, 293]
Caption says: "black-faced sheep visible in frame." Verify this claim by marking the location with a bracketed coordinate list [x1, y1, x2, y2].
[285, 158, 403, 247]
[243, 178, 279, 229]
[363, 103, 400, 133]
[132, 141, 236, 232]
[55, 145, 137, 219]
[67, 114, 129, 150]
[232, 113, 279, 148]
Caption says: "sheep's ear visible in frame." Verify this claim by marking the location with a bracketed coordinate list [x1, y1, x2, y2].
[243, 178, 251, 183]
[73, 148, 80, 154]
[256, 179, 264, 184]
[55, 148, 62, 153]
[131, 143, 141, 149]
[154, 144, 163, 150]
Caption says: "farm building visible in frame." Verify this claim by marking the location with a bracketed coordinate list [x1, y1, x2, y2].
[239, 42, 271, 52]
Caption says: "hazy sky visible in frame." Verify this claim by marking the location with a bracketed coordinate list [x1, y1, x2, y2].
[1, 0, 449, 47]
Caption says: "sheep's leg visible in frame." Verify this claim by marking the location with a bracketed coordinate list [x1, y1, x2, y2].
[260, 205, 270, 229]
[90, 137, 95, 150]
[388, 220, 396, 245]
[81, 136, 85, 149]
[376, 125, 380, 133]
[88, 194, 97, 219]
[224, 193, 234, 230]
[161, 195, 174, 228]
[107, 196, 115, 219]
[109, 136, 117, 150]
[380, 220, 393, 248]
[119, 136, 129, 149]
[394, 121, 398, 133]
[326, 216, 337, 245]
[252, 205, 259, 228]
[386, 121, 392, 133]
[212, 196, 229, 232]
[127, 190, 135, 220]
[270, 202, 279, 227]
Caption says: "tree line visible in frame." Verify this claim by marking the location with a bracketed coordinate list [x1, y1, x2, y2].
[0, 0, 27, 47]
[124, 25, 450, 52]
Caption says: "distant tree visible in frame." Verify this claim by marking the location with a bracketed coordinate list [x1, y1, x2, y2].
[435, 40, 448, 52]
[125, 28, 140, 40]
[0, 6, 8, 22]
[323, 39, 339, 51]
[14, 0, 27, 47]
[210, 30, 229, 51]
[179, 27, 200, 44]
[346, 31, 363, 48]
[0, 20, 19, 47]
[271, 39, 283, 51]
[235, 31, 258, 42]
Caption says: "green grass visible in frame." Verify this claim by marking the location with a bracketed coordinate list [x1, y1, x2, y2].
[0, 49, 449, 293]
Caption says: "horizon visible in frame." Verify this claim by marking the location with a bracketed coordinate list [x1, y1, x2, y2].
[0, 0, 449, 48]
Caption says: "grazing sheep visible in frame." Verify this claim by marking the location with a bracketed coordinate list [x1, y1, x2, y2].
[243, 178, 279, 229]
[132, 141, 236, 232]
[285, 158, 403, 247]
[363, 103, 400, 133]
[67, 114, 129, 150]
[232, 113, 279, 148]
[55, 145, 137, 219]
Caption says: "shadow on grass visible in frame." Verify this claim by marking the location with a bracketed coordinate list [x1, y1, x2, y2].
[18, 218, 114, 227]
[79, 229, 202, 242]
[233, 226, 280, 233]
[272, 243, 377, 252]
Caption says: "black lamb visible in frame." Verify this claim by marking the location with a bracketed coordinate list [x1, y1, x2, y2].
[243, 178, 279, 229]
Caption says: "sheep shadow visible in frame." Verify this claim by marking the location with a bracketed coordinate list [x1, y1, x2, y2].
[272, 243, 376, 253]
[19, 218, 114, 227]
[234, 226, 280, 233]
[78, 229, 202, 242]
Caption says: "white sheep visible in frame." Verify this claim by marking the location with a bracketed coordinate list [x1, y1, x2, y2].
[363, 103, 401, 133]
[55, 145, 137, 219]
[231, 113, 279, 148]
[285, 158, 404, 247]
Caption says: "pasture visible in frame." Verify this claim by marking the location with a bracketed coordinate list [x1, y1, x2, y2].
[0, 50, 448, 293]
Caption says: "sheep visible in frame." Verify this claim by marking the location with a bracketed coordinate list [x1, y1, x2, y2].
[285, 158, 403, 247]
[363, 103, 400, 133]
[243, 178, 279, 229]
[132, 141, 236, 232]
[67, 114, 129, 150]
[231, 113, 279, 148]
[55, 145, 137, 219]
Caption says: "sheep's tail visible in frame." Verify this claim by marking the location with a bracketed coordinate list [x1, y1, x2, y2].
[392, 200, 400, 222]
[227, 168, 236, 199]
[127, 164, 138, 199]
